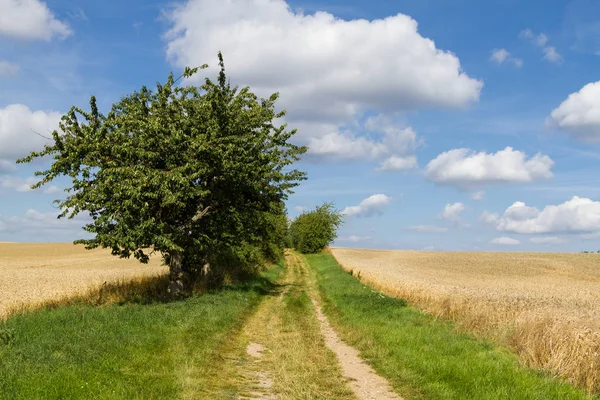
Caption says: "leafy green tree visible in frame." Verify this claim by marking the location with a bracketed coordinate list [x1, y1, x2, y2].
[289, 203, 343, 254]
[18, 53, 306, 294]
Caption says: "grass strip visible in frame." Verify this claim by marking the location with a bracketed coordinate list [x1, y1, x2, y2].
[0, 264, 282, 400]
[307, 253, 595, 400]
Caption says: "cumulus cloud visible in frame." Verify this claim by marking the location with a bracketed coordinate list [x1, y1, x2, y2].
[529, 236, 568, 245]
[424, 147, 554, 189]
[491, 237, 520, 245]
[471, 191, 485, 201]
[0, 209, 89, 234]
[543, 46, 563, 63]
[0, 0, 72, 41]
[164, 0, 482, 165]
[0, 176, 59, 194]
[0, 104, 62, 165]
[409, 225, 448, 233]
[519, 29, 562, 63]
[376, 155, 418, 171]
[548, 81, 600, 143]
[440, 202, 465, 222]
[490, 49, 523, 67]
[307, 115, 419, 165]
[342, 194, 392, 217]
[1, 176, 37, 192]
[484, 196, 600, 234]
[0, 60, 19, 77]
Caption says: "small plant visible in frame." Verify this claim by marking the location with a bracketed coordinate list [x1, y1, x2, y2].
[0, 325, 15, 346]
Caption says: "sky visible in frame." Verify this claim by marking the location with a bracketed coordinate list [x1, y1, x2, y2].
[1, 0, 600, 251]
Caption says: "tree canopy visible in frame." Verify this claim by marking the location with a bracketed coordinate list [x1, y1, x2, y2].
[18, 53, 306, 293]
[289, 203, 343, 254]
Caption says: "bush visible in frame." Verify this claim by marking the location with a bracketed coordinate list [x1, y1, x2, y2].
[289, 203, 343, 254]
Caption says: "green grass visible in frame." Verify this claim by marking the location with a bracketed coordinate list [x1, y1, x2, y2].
[0, 264, 282, 400]
[307, 253, 595, 400]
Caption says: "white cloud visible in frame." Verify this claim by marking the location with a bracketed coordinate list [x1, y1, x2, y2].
[0, 104, 62, 165]
[490, 48, 510, 63]
[543, 46, 563, 63]
[164, 0, 482, 164]
[440, 202, 465, 222]
[424, 147, 554, 189]
[548, 81, 600, 143]
[377, 155, 418, 171]
[0, 60, 19, 77]
[43, 185, 61, 194]
[294, 206, 307, 213]
[0, 0, 72, 41]
[307, 116, 418, 160]
[491, 237, 520, 245]
[0, 176, 58, 194]
[0, 160, 16, 174]
[343, 194, 392, 217]
[479, 210, 499, 224]
[519, 29, 562, 63]
[409, 225, 448, 233]
[337, 235, 371, 243]
[486, 196, 600, 234]
[490, 49, 523, 68]
[471, 191, 485, 201]
[529, 236, 568, 245]
[0, 209, 89, 234]
[1, 176, 37, 192]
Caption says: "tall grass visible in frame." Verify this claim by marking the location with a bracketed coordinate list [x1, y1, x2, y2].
[0, 265, 283, 399]
[331, 248, 600, 395]
[307, 253, 594, 399]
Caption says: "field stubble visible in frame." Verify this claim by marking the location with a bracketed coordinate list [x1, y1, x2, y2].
[0, 243, 167, 319]
[331, 248, 600, 395]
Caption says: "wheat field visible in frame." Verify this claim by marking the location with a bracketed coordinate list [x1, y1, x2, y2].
[331, 248, 600, 394]
[0, 243, 167, 319]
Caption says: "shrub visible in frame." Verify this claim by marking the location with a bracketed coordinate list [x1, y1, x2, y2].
[289, 203, 343, 254]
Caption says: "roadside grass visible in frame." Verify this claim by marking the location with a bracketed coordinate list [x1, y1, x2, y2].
[210, 250, 356, 399]
[0, 264, 282, 400]
[307, 253, 595, 400]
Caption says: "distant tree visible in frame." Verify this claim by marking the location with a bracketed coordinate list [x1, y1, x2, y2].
[289, 202, 343, 254]
[18, 53, 306, 294]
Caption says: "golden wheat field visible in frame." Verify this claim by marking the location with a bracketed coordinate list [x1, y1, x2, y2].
[331, 247, 600, 394]
[0, 243, 167, 319]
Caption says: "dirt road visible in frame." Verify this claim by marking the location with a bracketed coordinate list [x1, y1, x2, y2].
[224, 251, 401, 400]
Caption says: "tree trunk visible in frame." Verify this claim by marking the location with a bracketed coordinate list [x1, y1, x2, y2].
[168, 250, 184, 297]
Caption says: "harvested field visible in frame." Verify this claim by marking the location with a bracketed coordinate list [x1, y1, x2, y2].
[331, 248, 600, 395]
[0, 243, 166, 318]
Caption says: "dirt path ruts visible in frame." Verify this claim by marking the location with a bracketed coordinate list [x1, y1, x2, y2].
[289, 252, 402, 400]
[227, 251, 402, 399]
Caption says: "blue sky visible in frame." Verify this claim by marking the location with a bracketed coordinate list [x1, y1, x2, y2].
[1, 0, 600, 251]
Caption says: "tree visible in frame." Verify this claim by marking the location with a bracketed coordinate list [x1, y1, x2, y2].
[18, 53, 306, 294]
[289, 203, 343, 254]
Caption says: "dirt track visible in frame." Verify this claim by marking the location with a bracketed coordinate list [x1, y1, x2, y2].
[0, 243, 166, 317]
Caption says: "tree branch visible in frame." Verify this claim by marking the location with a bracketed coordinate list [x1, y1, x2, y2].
[192, 206, 211, 223]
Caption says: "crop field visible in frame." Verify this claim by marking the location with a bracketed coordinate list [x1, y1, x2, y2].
[331, 248, 600, 394]
[0, 243, 166, 318]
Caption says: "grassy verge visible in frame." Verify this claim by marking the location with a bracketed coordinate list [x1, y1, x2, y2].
[211, 250, 355, 399]
[0, 264, 282, 400]
[307, 253, 595, 400]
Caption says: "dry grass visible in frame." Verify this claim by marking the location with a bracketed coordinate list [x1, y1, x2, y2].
[331, 248, 600, 395]
[0, 242, 167, 319]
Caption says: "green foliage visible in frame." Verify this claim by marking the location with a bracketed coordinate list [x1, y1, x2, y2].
[18, 52, 306, 283]
[289, 202, 343, 254]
